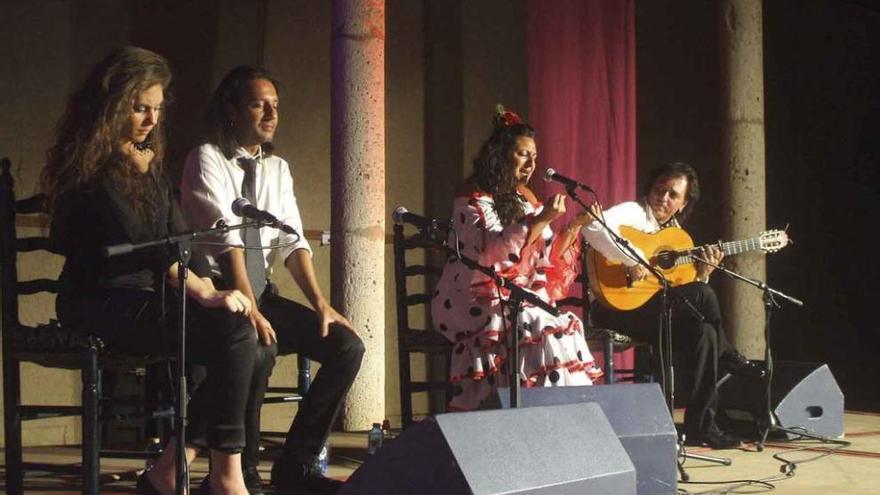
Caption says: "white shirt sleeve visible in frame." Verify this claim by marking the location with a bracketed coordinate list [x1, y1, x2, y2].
[275, 159, 312, 262]
[580, 201, 649, 266]
[180, 145, 244, 258]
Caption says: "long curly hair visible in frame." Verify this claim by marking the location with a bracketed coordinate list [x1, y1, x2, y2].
[41, 46, 172, 224]
[470, 109, 535, 226]
[203, 65, 278, 159]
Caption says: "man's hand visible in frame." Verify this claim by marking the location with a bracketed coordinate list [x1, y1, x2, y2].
[695, 245, 725, 282]
[625, 263, 651, 282]
[251, 309, 277, 346]
[316, 300, 355, 338]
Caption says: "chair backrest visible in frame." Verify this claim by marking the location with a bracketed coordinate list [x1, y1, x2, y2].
[2, 159, 52, 338]
[392, 222, 453, 428]
[1, 158, 95, 366]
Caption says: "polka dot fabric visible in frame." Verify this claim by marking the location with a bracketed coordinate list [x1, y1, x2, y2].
[432, 192, 602, 411]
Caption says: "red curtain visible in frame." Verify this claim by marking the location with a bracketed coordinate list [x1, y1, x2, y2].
[527, 0, 637, 381]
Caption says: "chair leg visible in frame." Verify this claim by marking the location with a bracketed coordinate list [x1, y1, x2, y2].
[82, 344, 101, 495]
[297, 355, 311, 393]
[3, 356, 24, 495]
[399, 354, 414, 429]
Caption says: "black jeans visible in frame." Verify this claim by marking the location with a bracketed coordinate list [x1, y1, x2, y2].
[591, 282, 735, 435]
[57, 288, 258, 452]
[242, 284, 365, 468]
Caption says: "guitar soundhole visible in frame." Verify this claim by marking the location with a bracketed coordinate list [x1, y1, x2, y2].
[655, 250, 677, 269]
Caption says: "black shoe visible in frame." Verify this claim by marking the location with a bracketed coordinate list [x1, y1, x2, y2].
[243, 466, 265, 495]
[684, 426, 743, 450]
[721, 351, 767, 379]
[271, 458, 343, 494]
[136, 471, 164, 495]
[199, 467, 264, 495]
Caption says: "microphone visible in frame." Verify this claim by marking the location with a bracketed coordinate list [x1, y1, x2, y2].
[392, 207, 448, 231]
[543, 168, 594, 192]
[231, 198, 298, 235]
[102, 243, 133, 257]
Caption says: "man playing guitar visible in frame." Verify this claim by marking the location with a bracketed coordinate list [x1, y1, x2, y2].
[582, 161, 767, 449]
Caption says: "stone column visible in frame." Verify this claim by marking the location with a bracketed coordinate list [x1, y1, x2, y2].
[331, 0, 385, 430]
[719, 0, 766, 358]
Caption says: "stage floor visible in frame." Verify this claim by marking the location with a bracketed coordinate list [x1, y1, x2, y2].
[3, 410, 879, 494]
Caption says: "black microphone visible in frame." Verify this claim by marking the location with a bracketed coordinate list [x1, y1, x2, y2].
[392, 207, 448, 231]
[543, 168, 594, 192]
[231, 198, 298, 235]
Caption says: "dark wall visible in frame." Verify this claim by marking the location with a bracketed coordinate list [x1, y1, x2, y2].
[636, 0, 879, 411]
[764, 0, 879, 411]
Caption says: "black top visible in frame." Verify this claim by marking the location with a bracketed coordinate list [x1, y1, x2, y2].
[52, 174, 205, 293]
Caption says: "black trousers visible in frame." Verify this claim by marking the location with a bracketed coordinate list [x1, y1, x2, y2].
[57, 288, 258, 452]
[243, 285, 365, 468]
[592, 282, 735, 435]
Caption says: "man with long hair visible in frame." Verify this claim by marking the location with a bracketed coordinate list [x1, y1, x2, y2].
[180, 65, 363, 494]
[583, 162, 766, 449]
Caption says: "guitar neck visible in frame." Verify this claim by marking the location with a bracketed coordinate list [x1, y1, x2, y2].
[675, 237, 764, 265]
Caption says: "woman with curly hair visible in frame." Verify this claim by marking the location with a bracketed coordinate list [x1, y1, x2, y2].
[431, 107, 603, 411]
[42, 46, 258, 495]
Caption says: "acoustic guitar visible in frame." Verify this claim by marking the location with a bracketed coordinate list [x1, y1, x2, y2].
[587, 226, 790, 311]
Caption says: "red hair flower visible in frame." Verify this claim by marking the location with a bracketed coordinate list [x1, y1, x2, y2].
[495, 103, 524, 127]
[501, 110, 523, 126]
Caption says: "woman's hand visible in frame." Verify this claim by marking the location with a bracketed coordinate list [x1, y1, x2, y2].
[196, 288, 253, 316]
[535, 193, 567, 224]
[568, 202, 602, 230]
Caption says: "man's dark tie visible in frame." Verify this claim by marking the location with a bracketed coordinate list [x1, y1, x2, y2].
[239, 157, 267, 299]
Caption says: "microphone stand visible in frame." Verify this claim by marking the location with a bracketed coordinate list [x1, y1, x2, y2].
[690, 254, 808, 451]
[566, 187, 731, 476]
[104, 218, 269, 495]
[425, 225, 559, 410]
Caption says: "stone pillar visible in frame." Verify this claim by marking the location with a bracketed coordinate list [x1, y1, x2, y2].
[331, 0, 385, 430]
[719, 0, 766, 358]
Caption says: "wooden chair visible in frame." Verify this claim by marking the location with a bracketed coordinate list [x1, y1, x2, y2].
[392, 223, 452, 429]
[258, 358, 311, 443]
[557, 238, 650, 385]
[1, 158, 172, 494]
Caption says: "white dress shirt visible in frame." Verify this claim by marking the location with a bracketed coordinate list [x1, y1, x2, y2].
[180, 143, 311, 279]
[580, 200, 679, 266]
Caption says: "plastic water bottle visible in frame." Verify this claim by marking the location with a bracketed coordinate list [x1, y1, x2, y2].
[144, 437, 162, 471]
[366, 422, 384, 455]
[315, 442, 330, 475]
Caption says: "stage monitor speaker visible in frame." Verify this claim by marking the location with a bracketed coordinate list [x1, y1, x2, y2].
[498, 384, 677, 495]
[337, 402, 636, 495]
[718, 361, 844, 440]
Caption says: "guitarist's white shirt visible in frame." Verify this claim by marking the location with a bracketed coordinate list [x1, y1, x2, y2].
[581, 200, 679, 266]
